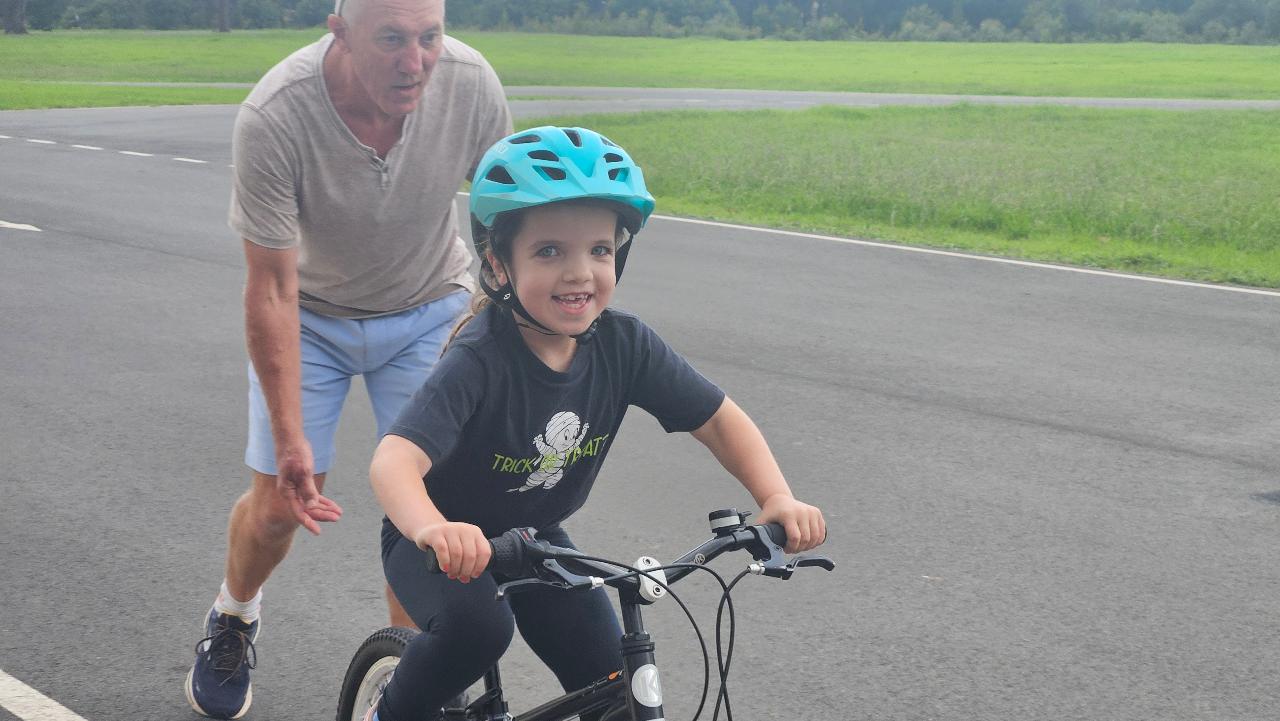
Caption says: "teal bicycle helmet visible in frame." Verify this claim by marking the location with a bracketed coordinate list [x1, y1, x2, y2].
[469, 126, 656, 340]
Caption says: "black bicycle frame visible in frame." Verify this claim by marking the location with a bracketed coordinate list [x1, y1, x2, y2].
[460, 525, 777, 721]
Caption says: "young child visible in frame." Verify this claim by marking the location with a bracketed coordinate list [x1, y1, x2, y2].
[366, 126, 826, 721]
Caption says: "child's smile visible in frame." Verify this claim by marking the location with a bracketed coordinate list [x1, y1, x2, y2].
[553, 292, 593, 314]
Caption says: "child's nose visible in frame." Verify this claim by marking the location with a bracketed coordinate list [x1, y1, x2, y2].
[563, 254, 592, 281]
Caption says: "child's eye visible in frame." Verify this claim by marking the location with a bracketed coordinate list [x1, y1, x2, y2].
[591, 244, 615, 256]
[534, 246, 559, 258]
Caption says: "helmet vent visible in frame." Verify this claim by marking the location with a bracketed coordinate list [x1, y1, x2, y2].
[604, 153, 623, 163]
[608, 167, 629, 182]
[484, 166, 516, 185]
[537, 166, 568, 181]
[564, 129, 582, 146]
[510, 134, 540, 145]
[601, 137, 619, 147]
[527, 150, 559, 161]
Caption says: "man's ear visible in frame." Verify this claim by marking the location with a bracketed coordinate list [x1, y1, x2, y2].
[486, 251, 509, 286]
[328, 14, 348, 49]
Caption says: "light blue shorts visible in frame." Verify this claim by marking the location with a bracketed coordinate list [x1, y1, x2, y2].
[246, 291, 470, 476]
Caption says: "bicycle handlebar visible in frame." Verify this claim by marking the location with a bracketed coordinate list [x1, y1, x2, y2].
[422, 516, 831, 590]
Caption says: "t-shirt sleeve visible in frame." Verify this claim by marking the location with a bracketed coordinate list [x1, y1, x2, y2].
[228, 103, 300, 248]
[387, 344, 486, 463]
[628, 320, 726, 433]
[467, 58, 514, 181]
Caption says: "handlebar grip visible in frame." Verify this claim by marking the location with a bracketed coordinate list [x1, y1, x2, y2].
[423, 546, 443, 574]
[422, 533, 526, 576]
[487, 534, 524, 577]
[762, 522, 788, 548]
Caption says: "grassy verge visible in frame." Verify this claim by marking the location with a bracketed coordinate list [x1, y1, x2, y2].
[521, 106, 1280, 288]
[0, 80, 248, 110]
[477, 33, 1280, 99]
[2, 30, 1276, 286]
[1, 30, 1278, 103]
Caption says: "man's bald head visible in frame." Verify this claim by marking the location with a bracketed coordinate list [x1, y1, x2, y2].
[334, 0, 444, 25]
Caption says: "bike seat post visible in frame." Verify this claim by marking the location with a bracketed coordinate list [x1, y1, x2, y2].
[475, 664, 508, 720]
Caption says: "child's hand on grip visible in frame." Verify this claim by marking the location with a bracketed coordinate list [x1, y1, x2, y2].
[415, 522, 492, 582]
[757, 495, 827, 554]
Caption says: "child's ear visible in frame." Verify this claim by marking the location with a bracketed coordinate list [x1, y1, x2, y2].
[486, 251, 509, 286]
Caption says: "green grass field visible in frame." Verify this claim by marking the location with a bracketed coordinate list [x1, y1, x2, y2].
[1, 29, 1278, 104]
[2, 30, 1277, 286]
[523, 106, 1280, 287]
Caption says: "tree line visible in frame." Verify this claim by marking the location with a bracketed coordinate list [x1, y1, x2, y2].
[4, 0, 1280, 43]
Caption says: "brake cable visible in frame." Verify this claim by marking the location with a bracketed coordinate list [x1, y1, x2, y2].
[569, 555, 737, 721]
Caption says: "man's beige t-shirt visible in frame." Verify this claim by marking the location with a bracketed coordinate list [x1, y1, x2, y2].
[229, 34, 512, 318]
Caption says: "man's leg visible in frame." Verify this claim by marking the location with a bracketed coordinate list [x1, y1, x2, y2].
[188, 310, 355, 719]
[225, 470, 328, 602]
[386, 584, 415, 628]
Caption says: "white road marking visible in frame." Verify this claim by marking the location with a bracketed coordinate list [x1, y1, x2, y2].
[0, 220, 42, 232]
[173, 157, 207, 164]
[118, 150, 152, 157]
[667, 216, 1280, 299]
[0, 669, 91, 721]
[72, 144, 103, 150]
[454, 189, 1279, 298]
[26, 139, 56, 145]
[0, 134, 11, 139]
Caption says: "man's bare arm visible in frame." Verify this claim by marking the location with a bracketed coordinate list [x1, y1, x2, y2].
[243, 239, 340, 532]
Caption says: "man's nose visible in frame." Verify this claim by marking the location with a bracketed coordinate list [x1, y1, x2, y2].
[397, 43, 424, 74]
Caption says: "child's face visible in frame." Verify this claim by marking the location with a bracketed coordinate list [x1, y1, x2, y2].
[494, 202, 619, 338]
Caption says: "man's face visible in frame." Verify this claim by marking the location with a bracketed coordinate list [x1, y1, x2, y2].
[334, 0, 445, 118]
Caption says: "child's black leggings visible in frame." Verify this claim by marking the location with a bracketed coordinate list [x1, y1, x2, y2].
[377, 519, 624, 721]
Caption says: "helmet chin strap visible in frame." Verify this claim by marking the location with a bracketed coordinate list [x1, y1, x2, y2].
[477, 231, 634, 346]
[478, 262, 600, 344]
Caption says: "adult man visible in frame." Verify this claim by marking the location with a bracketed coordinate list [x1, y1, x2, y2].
[184, 0, 511, 717]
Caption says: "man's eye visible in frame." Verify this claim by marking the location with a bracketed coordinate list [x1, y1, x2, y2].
[419, 33, 440, 48]
[378, 35, 403, 48]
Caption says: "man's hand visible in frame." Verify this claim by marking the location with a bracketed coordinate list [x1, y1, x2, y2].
[276, 442, 343, 535]
[414, 522, 491, 583]
[757, 494, 827, 554]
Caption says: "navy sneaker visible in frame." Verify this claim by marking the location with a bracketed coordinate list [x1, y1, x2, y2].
[185, 606, 259, 719]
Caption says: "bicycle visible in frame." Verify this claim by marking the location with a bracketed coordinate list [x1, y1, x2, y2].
[336, 508, 834, 721]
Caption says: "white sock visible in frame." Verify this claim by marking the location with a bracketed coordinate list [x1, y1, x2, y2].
[214, 581, 262, 623]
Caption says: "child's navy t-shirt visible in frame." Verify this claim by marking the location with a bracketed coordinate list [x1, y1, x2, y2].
[387, 304, 726, 538]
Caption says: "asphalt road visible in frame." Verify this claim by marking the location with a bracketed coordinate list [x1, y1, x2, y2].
[70, 84, 1280, 112]
[1, 100, 1278, 721]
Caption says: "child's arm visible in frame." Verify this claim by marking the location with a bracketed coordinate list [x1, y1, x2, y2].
[369, 434, 491, 582]
[690, 397, 827, 553]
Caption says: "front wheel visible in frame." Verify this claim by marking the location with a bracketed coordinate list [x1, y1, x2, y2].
[336, 626, 418, 721]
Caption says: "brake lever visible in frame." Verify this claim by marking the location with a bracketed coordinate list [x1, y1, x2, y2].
[541, 558, 607, 590]
[789, 554, 835, 572]
[494, 578, 548, 599]
[749, 548, 836, 579]
[494, 558, 604, 599]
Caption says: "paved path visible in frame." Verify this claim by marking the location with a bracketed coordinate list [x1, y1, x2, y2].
[64, 82, 1280, 111]
[1, 104, 1278, 721]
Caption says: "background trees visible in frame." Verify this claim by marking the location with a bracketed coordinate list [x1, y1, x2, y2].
[2, 0, 29, 34]
[12, 0, 1280, 42]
